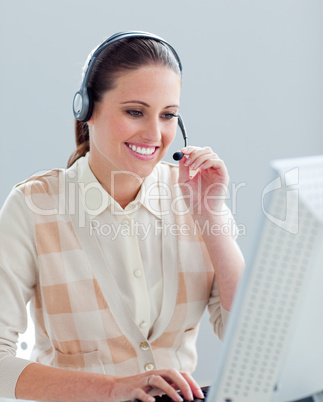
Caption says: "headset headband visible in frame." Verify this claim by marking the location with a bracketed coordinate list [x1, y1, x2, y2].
[73, 31, 182, 122]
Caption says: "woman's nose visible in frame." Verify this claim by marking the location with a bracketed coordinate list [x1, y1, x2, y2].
[141, 117, 162, 143]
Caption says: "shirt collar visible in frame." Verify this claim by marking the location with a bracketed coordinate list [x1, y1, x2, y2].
[76, 153, 162, 220]
[134, 167, 162, 219]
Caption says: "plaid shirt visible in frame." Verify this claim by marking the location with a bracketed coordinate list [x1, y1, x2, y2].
[0, 159, 230, 398]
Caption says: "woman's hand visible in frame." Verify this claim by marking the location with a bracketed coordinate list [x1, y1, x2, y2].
[178, 146, 229, 219]
[109, 369, 204, 402]
[16, 362, 204, 402]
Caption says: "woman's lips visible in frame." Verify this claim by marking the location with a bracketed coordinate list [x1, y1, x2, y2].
[125, 142, 159, 160]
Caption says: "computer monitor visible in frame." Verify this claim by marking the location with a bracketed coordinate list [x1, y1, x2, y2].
[207, 154, 323, 402]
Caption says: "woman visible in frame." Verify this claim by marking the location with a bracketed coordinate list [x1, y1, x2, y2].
[0, 32, 244, 401]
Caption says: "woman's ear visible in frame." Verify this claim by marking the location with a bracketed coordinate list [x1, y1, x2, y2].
[87, 116, 94, 126]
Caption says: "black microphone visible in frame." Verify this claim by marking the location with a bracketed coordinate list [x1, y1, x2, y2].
[173, 114, 188, 161]
[173, 151, 184, 161]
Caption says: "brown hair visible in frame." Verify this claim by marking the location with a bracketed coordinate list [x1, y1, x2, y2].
[67, 37, 182, 168]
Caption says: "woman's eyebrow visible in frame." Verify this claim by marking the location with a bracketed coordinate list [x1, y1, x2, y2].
[120, 100, 180, 108]
[165, 104, 180, 109]
[120, 100, 150, 107]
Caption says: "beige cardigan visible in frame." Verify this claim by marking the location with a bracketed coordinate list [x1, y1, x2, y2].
[0, 159, 230, 399]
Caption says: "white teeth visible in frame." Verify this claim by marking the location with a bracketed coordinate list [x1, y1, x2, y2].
[128, 144, 155, 155]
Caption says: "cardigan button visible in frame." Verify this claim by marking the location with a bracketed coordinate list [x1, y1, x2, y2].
[121, 218, 131, 226]
[134, 269, 143, 278]
[144, 362, 155, 371]
[140, 342, 149, 351]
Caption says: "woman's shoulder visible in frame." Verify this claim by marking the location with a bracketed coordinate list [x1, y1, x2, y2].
[14, 168, 66, 197]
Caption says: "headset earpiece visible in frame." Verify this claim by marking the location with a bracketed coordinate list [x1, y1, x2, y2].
[73, 86, 93, 123]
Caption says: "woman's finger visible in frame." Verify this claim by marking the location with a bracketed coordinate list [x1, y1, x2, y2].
[181, 372, 205, 399]
[199, 157, 227, 172]
[185, 154, 219, 170]
[147, 375, 184, 401]
[182, 147, 215, 167]
[133, 388, 156, 402]
[160, 370, 195, 401]
[178, 157, 191, 184]
[144, 369, 195, 401]
[181, 146, 213, 156]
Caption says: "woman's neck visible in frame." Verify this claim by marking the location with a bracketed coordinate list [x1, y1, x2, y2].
[88, 158, 143, 209]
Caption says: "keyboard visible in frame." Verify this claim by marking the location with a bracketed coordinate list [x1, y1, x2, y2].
[135, 386, 320, 401]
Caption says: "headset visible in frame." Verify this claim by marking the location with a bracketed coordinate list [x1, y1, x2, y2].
[73, 31, 187, 161]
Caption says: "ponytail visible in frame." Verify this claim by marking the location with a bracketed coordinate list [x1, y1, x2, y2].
[67, 120, 90, 168]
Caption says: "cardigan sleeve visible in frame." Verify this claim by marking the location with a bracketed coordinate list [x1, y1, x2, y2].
[206, 203, 241, 339]
[0, 187, 38, 399]
[207, 285, 230, 340]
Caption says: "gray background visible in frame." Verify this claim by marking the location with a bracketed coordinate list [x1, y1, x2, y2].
[1, 0, 322, 386]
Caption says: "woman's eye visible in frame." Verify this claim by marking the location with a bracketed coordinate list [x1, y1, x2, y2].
[162, 113, 178, 120]
[127, 110, 143, 117]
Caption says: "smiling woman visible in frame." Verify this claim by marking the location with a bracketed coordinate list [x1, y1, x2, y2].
[0, 31, 244, 402]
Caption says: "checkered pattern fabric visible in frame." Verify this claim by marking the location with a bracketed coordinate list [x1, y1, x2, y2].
[15, 162, 227, 376]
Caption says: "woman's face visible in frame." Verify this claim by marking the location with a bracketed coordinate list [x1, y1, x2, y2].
[88, 64, 181, 179]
